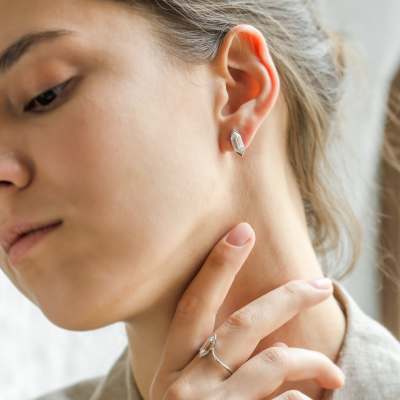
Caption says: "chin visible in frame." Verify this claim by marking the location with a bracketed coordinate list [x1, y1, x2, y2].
[36, 281, 150, 332]
[12, 240, 162, 331]
[40, 303, 121, 332]
[32, 283, 126, 332]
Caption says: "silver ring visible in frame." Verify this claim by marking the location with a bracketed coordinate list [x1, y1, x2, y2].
[199, 334, 233, 375]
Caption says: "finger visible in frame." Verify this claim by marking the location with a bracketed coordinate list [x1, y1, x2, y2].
[161, 222, 255, 373]
[209, 278, 333, 373]
[273, 391, 313, 400]
[221, 347, 345, 400]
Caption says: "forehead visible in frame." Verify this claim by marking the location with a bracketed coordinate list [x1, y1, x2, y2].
[0, 0, 164, 82]
[0, 0, 147, 54]
[0, 0, 91, 41]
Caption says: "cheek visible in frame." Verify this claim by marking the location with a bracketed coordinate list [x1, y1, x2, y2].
[59, 79, 214, 258]
[19, 72, 222, 329]
[60, 70, 221, 248]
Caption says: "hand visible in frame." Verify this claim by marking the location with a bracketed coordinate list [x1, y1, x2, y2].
[150, 222, 345, 400]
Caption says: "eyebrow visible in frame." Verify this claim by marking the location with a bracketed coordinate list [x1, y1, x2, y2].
[0, 29, 76, 75]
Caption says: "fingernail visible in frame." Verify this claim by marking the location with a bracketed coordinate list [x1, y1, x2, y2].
[270, 342, 288, 348]
[306, 277, 332, 290]
[225, 223, 253, 246]
[335, 365, 346, 381]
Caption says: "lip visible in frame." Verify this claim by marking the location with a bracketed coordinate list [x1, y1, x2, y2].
[0, 220, 62, 266]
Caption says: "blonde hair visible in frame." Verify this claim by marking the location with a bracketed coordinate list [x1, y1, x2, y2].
[107, 0, 362, 278]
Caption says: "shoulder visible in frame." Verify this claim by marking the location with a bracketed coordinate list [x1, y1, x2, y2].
[32, 376, 103, 400]
[329, 281, 400, 400]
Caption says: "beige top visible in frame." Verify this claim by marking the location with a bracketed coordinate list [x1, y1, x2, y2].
[34, 282, 400, 400]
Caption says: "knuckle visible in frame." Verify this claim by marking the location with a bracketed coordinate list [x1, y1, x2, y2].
[163, 381, 190, 400]
[225, 306, 259, 331]
[260, 347, 291, 369]
[207, 243, 232, 272]
[281, 390, 306, 400]
[175, 291, 202, 324]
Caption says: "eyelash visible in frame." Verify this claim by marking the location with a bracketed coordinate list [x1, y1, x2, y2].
[24, 81, 70, 113]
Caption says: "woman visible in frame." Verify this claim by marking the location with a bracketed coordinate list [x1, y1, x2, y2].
[0, 0, 399, 399]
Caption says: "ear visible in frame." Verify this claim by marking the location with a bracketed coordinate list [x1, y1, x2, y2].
[210, 24, 280, 155]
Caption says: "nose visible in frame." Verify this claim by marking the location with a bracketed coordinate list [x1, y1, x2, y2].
[0, 151, 31, 190]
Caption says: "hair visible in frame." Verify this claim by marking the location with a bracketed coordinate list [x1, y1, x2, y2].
[105, 0, 362, 279]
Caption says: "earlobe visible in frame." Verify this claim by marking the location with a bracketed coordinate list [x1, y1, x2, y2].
[211, 25, 280, 155]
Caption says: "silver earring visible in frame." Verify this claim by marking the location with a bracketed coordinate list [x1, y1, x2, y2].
[230, 129, 245, 157]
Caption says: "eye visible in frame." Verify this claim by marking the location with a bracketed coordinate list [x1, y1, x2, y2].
[24, 81, 69, 112]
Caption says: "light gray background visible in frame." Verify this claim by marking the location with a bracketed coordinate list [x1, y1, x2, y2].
[315, 0, 400, 321]
[2, 1, 400, 399]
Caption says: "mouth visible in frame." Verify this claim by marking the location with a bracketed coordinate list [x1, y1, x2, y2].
[8, 220, 62, 266]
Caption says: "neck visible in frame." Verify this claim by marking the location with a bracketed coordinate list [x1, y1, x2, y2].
[124, 128, 346, 400]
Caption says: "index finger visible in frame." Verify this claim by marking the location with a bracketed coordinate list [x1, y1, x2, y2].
[160, 222, 255, 374]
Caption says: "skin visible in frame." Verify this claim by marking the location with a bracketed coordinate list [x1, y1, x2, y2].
[0, 0, 346, 399]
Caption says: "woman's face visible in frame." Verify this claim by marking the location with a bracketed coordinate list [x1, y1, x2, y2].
[0, 0, 228, 330]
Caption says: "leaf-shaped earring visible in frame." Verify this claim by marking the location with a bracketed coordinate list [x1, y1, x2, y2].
[230, 129, 245, 157]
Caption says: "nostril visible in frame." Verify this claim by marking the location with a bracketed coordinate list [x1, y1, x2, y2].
[0, 181, 17, 192]
[0, 154, 32, 189]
